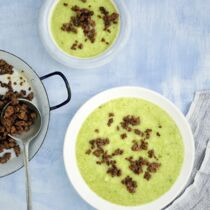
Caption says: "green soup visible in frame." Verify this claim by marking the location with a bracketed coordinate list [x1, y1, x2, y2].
[50, 0, 120, 58]
[76, 98, 184, 206]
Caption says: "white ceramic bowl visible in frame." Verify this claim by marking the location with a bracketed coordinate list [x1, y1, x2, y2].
[63, 86, 194, 210]
[39, 0, 131, 69]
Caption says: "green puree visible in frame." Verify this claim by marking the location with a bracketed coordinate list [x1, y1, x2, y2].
[76, 98, 184, 206]
[50, 0, 120, 58]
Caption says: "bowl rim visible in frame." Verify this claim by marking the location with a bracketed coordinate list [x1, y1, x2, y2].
[63, 86, 195, 210]
[39, 0, 131, 69]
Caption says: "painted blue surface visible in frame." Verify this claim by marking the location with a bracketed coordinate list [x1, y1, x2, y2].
[0, 0, 210, 209]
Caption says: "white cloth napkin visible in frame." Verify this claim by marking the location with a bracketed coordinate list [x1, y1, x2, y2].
[167, 91, 210, 210]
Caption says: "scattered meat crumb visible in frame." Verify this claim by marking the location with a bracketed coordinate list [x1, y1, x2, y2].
[144, 171, 151, 181]
[121, 176, 137, 193]
[120, 133, 127, 139]
[156, 132, 161, 137]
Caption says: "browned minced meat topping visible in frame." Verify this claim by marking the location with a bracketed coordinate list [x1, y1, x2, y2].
[140, 140, 148, 150]
[107, 164, 121, 177]
[131, 139, 148, 151]
[70, 40, 78, 50]
[0, 60, 34, 164]
[107, 29, 111, 33]
[108, 112, 114, 117]
[94, 129, 99, 133]
[101, 38, 109, 45]
[148, 149, 158, 160]
[121, 176, 137, 193]
[147, 162, 161, 173]
[107, 117, 113, 127]
[112, 148, 123, 156]
[120, 115, 140, 132]
[131, 141, 141, 151]
[61, 21, 77, 33]
[0, 153, 11, 164]
[101, 150, 116, 166]
[107, 112, 114, 127]
[144, 171, 151, 181]
[89, 137, 109, 150]
[85, 149, 91, 155]
[0, 59, 14, 75]
[126, 156, 149, 175]
[0, 138, 21, 158]
[2, 101, 37, 135]
[126, 156, 161, 181]
[120, 133, 127, 139]
[78, 43, 83, 49]
[156, 132, 161, 137]
[99, 6, 119, 31]
[93, 148, 104, 157]
[70, 40, 83, 50]
[86, 137, 122, 177]
[61, 6, 96, 43]
[0, 81, 13, 91]
[145, 128, 152, 139]
[134, 128, 142, 136]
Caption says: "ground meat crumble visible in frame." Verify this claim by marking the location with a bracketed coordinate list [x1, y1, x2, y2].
[156, 132, 161, 137]
[107, 117, 113, 127]
[148, 149, 158, 160]
[120, 133, 127, 139]
[99, 6, 119, 31]
[107, 112, 114, 127]
[70, 40, 84, 50]
[147, 162, 161, 173]
[107, 164, 121, 177]
[2, 101, 37, 135]
[144, 171, 151, 181]
[121, 176, 137, 193]
[61, 5, 96, 43]
[131, 139, 148, 151]
[120, 115, 140, 132]
[0, 60, 35, 164]
[0, 59, 14, 75]
[112, 148, 123, 156]
[126, 156, 149, 175]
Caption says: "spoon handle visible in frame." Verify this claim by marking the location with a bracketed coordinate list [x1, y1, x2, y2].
[23, 142, 32, 210]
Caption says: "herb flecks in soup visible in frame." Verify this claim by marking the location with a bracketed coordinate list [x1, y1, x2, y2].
[51, 0, 120, 58]
[76, 98, 184, 206]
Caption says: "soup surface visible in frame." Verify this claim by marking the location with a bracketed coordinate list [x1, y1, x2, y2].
[51, 0, 120, 58]
[76, 98, 184, 206]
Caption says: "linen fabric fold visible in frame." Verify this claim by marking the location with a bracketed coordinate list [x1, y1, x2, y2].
[167, 91, 210, 210]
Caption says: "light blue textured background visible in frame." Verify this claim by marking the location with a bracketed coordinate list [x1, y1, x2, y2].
[0, 0, 210, 209]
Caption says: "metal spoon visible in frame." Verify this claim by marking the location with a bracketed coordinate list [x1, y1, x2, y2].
[1, 99, 42, 210]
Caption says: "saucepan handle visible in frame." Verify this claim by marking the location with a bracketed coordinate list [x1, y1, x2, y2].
[40, 71, 71, 111]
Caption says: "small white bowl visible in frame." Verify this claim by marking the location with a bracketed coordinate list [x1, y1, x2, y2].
[39, 0, 131, 69]
[63, 86, 195, 210]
